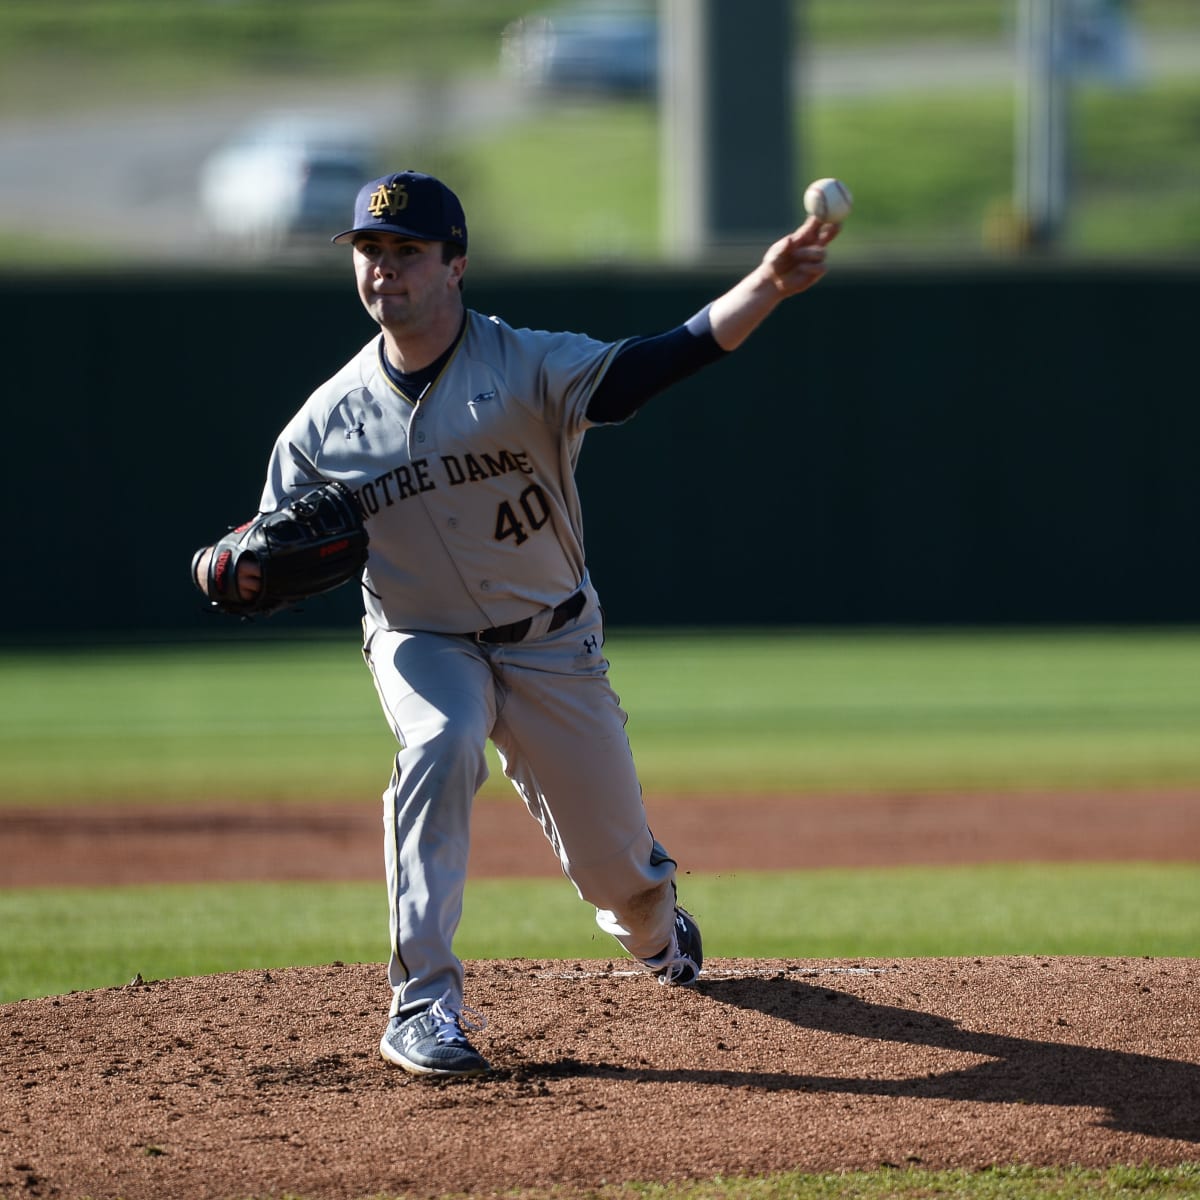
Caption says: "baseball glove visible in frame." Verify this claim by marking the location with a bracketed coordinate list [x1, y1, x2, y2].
[193, 480, 369, 617]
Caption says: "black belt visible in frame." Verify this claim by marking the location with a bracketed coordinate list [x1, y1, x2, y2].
[472, 588, 587, 645]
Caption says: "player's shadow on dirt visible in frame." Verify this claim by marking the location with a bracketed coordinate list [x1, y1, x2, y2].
[539, 978, 1200, 1143]
[708, 978, 1200, 1142]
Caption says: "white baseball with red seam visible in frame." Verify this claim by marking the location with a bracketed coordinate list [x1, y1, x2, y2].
[803, 178, 853, 224]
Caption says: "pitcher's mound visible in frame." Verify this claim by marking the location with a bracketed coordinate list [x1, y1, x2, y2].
[3, 956, 1198, 1200]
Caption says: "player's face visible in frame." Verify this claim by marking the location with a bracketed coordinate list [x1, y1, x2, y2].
[352, 233, 464, 336]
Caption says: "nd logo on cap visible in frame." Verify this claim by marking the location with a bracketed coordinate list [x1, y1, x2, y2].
[367, 182, 409, 218]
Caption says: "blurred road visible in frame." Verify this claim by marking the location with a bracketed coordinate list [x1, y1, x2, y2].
[1, 31, 1197, 264]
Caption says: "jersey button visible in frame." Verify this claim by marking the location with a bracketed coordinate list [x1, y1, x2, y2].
[480, 580, 491, 591]
[448, 518, 459, 529]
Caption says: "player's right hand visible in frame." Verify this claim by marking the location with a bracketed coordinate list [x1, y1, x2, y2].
[761, 216, 839, 296]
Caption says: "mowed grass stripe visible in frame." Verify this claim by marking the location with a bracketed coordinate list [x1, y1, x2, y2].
[2, 629, 1200, 803]
[2, 864, 1196, 1004]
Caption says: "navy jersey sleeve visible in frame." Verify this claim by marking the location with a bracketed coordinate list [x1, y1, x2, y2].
[586, 304, 729, 424]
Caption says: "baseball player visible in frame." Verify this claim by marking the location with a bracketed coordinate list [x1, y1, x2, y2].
[193, 170, 838, 1077]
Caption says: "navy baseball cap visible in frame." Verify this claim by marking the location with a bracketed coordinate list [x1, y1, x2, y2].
[332, 170, 468, 249]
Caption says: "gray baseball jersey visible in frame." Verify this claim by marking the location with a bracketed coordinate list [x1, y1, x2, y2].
[259, 310, 623, 633]
[259, 309, 681, 1019]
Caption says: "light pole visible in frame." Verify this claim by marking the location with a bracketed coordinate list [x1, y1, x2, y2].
[1014, 0, 1073, 250]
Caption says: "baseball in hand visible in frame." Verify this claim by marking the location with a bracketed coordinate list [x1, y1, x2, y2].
[803, 178, 853, 224]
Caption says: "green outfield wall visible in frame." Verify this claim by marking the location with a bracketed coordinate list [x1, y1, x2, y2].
[6, 262, 1197, 635]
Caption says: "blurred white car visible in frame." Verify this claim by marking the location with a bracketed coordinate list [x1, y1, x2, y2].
[198, 113, 371, 255]
[500, 5, 658, 96]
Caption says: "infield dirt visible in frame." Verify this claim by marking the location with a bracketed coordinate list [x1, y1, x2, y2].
[2, 790, 1198, 1200]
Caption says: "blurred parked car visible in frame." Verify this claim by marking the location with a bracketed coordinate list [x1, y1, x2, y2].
[500, 4, 658, 96]
[198, 113, 372, 255]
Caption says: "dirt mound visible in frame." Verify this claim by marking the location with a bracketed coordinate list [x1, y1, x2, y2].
[3, 956, 1198, 1200]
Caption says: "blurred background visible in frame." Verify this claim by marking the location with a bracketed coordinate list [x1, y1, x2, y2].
[1, 0, 1197, 270]
[2, 0, 1199, 634]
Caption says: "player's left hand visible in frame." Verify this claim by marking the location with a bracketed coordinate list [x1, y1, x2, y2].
[191, 481, 368, 617]
[760, 216, 840, 298]
[192, 546, 263, 603]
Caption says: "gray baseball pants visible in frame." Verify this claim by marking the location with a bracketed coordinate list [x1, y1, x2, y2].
[362, 584, 678, 1018]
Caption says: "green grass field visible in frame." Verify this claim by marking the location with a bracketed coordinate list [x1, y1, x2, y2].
[2, 863, 1197, 1005]
[572, 1167, 1200, 1200]
[4, 627, 1200, 803]
[508, 1166, 1200, 1199]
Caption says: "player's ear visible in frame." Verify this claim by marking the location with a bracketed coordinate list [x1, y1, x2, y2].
[448, 253, 468, 292]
